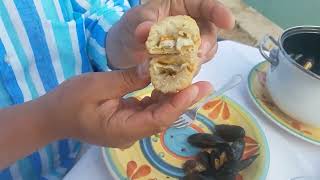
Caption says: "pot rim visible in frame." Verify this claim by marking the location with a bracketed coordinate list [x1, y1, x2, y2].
[278, 25, 320, 81]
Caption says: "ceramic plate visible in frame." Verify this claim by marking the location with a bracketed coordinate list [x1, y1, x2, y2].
[248, 61, 320, 145]
[102, 86, 269, 180]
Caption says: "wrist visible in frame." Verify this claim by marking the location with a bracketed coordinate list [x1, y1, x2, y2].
[35, 92, 71, 141]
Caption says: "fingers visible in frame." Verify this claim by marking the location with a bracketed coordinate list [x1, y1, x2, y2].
[191, 81, 214, 102]
[135, 21, 154, 43]
[185, 0, 235, 30]
[154, 82, 212, 127]
[140, 96, 152, 108]
[200, 43, 218, 64]
[123, 82, 213, 142]
[112, 67, 150, 97]
[197, 21, 218, 63]
[122, 97, 142, 110]
[91, 67, 150, 99]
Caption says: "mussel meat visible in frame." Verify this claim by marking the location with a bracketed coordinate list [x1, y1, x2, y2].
[209, 143, 234, 162]
[183, 160, 207, 175]
[196, 151, 211, 169]
[214, 125, 245, 142]
[187, 133, 226, 148]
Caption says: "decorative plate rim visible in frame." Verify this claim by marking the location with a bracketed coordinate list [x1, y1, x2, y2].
[247, 61, 320, 146]
[101, 92, 270, 180]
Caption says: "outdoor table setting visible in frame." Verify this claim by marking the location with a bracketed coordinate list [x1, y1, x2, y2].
[64, 37, 320, 180]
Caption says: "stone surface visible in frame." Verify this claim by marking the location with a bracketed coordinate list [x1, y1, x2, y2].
[219, 0, 283, 48]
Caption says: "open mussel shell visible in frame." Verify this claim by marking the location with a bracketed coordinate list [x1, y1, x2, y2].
[230, 138, 245, 161]
[214, 125, 246, 142]
[183, 160, 207, 175]
[184, 125, 259, 180]
[182, 172, 214, 180]
[209, 143, 233, 161]
[187, 133, 226, 148]
[196, 151, 211, 169]
[216, 154, 260, 178]
[237, 154, 259, 171]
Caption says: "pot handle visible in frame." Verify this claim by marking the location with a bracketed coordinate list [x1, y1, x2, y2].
[259, 35, 279, 66]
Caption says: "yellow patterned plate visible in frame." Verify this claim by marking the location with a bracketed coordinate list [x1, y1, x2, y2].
[102, 86, 269, 180]
[248, 61, 320, 145]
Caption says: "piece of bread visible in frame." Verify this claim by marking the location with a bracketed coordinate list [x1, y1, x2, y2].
[149, 54, 199, 93]
[146, 15, 201, 55]
[146, 15, 200, 93]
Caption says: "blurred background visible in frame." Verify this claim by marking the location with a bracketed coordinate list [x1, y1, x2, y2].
[219, 0, 320, 47]
[138, 0, 320, 47]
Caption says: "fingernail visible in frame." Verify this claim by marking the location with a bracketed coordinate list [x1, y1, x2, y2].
[189, 86, 199, 102]
[137, 61, 150, 79]
[199, 42, 210, 57]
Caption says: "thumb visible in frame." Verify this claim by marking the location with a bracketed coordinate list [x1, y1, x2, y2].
[104, 66, 150, 98]
[135, 21, 154, 43]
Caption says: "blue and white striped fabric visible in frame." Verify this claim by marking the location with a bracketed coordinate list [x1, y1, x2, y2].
[0, 0, 130, 179]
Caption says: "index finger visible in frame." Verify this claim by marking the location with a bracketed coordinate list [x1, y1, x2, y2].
[185, 0, 235, 30]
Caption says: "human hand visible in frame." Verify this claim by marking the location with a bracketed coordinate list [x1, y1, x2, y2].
[45, 67, 212, 148]
[106, 0, 235, 69]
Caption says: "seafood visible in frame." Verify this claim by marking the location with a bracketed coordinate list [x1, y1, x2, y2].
[182, 124, 259, 180]
[290, 53, 319, 74]
[187, 133, 226, 148]
[183, 160, 206, 174]
[196, 151, 211, 169]
[215, 125, 245, 142]
[217, 154, 259, 176]
[182, 172, 214, 180]
[230, 138, 245, 161]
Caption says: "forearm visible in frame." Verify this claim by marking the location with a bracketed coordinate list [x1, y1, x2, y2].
[0, 98, 59, 169]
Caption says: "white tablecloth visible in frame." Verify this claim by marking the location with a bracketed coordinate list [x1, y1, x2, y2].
[64, 41, 320, 180]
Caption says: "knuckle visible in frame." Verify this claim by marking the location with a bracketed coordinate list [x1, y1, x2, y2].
[118, 143, 133, 149]
[153, 115, 174, 131]
[119, 71, 136, 92]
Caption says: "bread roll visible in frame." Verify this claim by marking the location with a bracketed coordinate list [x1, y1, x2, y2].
[146, 15, 200, 93]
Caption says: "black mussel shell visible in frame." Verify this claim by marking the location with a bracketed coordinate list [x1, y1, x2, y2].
[183, 160, 206, 175]
[230, 138, 245, 161]
[216, 174, 237, 180]
[208, 143, 235, 165]
[237, 154, 259, 171]
[200, 169, 216, 178]
[182, 172, 215, 180]
[196, 151, 211, 169]
[214, 125, 245, 142]
[216, 154, 259, 176]
[188, 133, 226, 148]
[215, 160, 239, 177]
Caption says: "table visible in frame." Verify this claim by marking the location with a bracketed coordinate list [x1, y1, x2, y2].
[64, 41, 320, 180]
